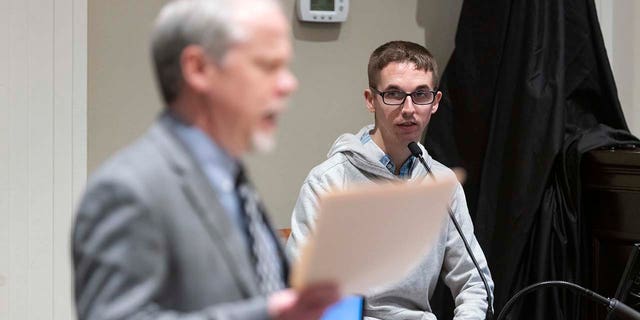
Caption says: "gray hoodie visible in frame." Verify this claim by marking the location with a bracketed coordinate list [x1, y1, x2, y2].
[287, 125, 493, 320]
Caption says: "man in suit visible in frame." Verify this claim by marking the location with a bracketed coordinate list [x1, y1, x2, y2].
[72, 0, 339, 319]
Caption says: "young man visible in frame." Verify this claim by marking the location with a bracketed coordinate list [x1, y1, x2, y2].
[72, 1, 339, 319]
[287, 41, 493, 320]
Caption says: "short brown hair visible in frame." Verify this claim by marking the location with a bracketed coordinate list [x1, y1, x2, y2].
[367, 41, 439, 89]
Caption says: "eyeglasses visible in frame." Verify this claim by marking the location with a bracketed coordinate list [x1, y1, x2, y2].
[370, 87, 439, 106]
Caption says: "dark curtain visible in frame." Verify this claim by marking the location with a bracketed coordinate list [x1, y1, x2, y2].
[423, 0, 638, 319]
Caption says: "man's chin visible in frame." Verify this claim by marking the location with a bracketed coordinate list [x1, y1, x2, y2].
[250, 131, 277, 154]
[397, 133, 421, 145]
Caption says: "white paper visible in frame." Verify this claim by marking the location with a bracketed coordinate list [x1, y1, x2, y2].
[290, 174, 457, 295]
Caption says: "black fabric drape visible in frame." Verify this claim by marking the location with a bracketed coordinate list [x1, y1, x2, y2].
[423, 0, 638, 319]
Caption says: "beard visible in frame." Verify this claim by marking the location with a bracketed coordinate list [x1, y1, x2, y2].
[250, 129, 277, 154]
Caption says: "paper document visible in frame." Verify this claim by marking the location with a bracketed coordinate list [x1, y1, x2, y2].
[290, 174, 457, 295]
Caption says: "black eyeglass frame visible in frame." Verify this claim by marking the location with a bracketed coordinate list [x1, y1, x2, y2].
[370, 87, 439, 106]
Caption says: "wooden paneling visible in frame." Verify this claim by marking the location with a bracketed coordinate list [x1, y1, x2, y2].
[0, 0, 8, 316]
[0, 0, 86, 319]
[6, 1, 31, 317]
[583, 149, 640, 319]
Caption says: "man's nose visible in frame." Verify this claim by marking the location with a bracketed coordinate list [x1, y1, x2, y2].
[401, 96, 417, 115]
[278, 69, 298, 97]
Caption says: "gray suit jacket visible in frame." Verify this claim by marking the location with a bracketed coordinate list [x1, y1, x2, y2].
[73, 114, 288, 320]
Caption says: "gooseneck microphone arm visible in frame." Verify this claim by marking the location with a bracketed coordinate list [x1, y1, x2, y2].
[407, 142, 494, 320]
[495, 281, 640, 320]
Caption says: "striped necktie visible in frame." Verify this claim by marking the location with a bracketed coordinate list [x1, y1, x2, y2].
[235, 167, 285, 294]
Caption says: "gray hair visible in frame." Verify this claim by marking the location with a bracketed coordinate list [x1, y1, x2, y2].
[150, 0, 246, 104]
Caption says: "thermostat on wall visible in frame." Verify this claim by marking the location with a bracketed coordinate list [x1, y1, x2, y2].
[297, 0, 349, 23]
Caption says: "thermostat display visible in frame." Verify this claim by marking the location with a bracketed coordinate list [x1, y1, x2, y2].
[311, 0, 334, 11]
[297, 0, 349, 23]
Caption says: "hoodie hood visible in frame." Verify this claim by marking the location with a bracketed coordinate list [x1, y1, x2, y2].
[327, 125, 432, 180]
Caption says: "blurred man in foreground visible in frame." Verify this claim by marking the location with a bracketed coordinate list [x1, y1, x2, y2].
[72, 0, 338, 319]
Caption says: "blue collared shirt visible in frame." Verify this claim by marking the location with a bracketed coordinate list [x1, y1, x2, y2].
[360, 131, 416, 178]
[169, 115, 284, 284]
[169, 116, 245, 231]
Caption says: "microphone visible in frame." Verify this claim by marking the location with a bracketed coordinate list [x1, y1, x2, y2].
[408, 142, 433, 176]
[495, 281, 640, 320]
[408, 141, 494, 320]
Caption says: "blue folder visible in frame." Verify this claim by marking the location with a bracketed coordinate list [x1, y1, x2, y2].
[320, 295, 364, 320]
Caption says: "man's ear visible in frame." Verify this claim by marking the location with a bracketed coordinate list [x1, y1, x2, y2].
[180, 45, 215, 93]
[364, 88, 376, 113]
[431, 91, 443, 114]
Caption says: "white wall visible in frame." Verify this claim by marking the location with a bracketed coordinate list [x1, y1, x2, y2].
[0, 0, 86, 319]
[87, 0, 166, 172]
[596, 0, 640, 135]
[88, 0, 463, 227]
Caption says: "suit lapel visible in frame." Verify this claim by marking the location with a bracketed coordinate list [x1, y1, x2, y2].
[150, 115, 261, 296]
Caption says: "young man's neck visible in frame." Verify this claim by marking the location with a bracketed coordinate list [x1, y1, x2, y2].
[369, 128, 413, 175]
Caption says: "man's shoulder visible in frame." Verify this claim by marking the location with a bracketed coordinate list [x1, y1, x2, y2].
[423, 156, 466, 197]
[427, 157, 457, 178]
[87, 123, 175, 192]
[304, 153, 351, 184]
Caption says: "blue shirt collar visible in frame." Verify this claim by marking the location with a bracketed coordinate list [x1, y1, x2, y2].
[168, 114, 240, 187]
[361, 131, 415, 178]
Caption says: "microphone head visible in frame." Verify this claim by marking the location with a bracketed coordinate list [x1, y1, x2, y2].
[407, 142, 423, 157]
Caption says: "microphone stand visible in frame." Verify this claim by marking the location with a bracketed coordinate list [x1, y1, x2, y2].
[495, 281, 640, 320]
[407, 142, 494, 320]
